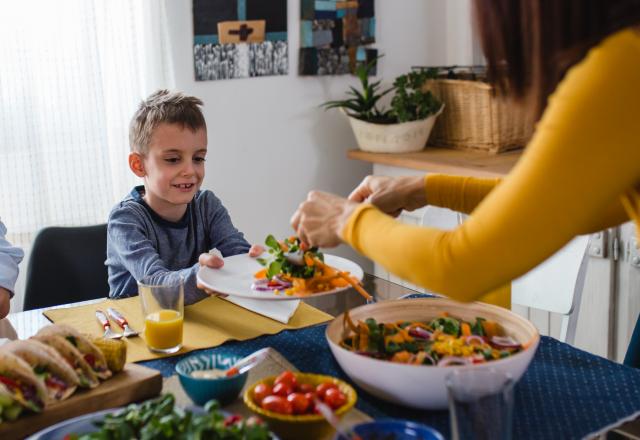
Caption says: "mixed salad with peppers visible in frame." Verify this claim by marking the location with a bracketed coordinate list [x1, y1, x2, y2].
[252, 235, 355, 297]
[341, 311, 526, 366]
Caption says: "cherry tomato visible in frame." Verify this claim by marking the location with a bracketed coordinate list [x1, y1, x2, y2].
[304, 392, 317, 413]
[323, 388, 347, 409]
[297, 383, 315, 394]
[252, 383, 272, 404]
[287, 392, 311, 414]
[274, 371, 298, 388]
[261, 395, 293, 415]
[272, 382, 293, 397]
[315, 382, 338, 400]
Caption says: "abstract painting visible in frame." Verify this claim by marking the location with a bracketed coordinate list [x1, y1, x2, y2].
[193, 0, 288, 81]
[299, 0, 377, 76]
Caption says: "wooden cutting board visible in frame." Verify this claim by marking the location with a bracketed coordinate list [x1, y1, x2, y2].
[0, 363, 162, 440]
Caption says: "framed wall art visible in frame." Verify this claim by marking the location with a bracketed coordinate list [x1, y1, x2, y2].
[193, 0, 289, 81]
[299, 0, 377, 76]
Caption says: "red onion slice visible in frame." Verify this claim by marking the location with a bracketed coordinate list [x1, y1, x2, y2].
[423, 353, 436, 365]
[251, 277, 292, 292]
[489, 336, 521, 350]
[465, 335, 485, 346]
[408, 327, 433, 340]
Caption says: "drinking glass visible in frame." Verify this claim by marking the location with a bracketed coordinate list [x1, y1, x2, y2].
[446, 369, 515, 440]
[138, 273, 184, 354]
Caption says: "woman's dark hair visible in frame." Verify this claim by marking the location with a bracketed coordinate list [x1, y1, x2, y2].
[473, 0, 640, 116]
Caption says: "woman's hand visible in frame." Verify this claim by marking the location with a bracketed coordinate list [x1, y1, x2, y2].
[348, 175, 427, 217]
[290, 191, 359, 248]
[196, 244, 265, 296]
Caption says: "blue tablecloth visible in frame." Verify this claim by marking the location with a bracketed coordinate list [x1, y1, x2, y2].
[141, 324, 640, 439]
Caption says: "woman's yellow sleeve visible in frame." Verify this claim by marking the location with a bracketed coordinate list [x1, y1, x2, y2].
[423, 174, 629, 232]
[424, 175, 502, 215]
[343, 29, 640, 302]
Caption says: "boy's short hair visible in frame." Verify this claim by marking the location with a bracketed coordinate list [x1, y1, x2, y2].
[129, 89, 207, 154]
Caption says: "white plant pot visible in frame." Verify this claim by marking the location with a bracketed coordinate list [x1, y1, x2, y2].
[346, 106, 444, 153]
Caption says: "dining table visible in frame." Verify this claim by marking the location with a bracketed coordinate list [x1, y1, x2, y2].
[6, 273, 640, 440]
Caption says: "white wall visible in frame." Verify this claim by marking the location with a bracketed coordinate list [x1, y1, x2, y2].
[8, 0, 475, 311]
[163, 0, 475, 270]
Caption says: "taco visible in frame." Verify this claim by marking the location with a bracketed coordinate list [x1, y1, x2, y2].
[36, 324, 112, 380]
[3, 340, 79, 402]
[0, 382, 24, 423]
[31, 333, 99, 389]
[0, 351, 46, 413]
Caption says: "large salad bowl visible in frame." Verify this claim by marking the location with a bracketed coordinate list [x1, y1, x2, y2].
[326, 297, 539, 410]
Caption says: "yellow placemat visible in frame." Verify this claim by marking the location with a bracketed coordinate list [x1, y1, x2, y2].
[44, 296, 332, 363]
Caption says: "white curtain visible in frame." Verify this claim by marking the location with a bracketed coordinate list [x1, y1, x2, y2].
[0, 0, 174, 309]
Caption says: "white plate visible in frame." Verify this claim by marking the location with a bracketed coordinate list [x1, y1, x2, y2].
[197, 253, 364, 301]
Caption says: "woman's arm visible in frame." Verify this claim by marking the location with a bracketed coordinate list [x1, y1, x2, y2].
[425, 175, 502, 214]
[342, 30, 640, 301]
[348, 174, 502, 217]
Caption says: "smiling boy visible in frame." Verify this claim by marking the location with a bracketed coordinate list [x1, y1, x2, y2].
[106, 90, 259, 304]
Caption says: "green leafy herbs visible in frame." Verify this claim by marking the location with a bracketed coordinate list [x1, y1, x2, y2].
[70, 394, 271, 440]
[321, 58, 442, 124]
[429, 317, 461, 336]
[391, 69, 442, 123]
[471, 317, 486, 337]
[259, 235, 323, 279]
[321, 57, 395, 124]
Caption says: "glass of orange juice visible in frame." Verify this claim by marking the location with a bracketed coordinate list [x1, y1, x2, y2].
[138, 274, 184, 354]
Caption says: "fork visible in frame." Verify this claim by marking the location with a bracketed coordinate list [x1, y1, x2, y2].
[107, 307, 140, 337]
[95, 310, 123, 339]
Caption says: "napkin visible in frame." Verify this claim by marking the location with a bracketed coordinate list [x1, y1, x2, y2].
[206, 248, 300, 324]
[222, 297, 300, 324]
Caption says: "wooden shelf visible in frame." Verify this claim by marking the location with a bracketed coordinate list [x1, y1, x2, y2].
[347, 147, 522, 178]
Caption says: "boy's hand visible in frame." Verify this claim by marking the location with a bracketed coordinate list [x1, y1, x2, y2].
[249, 244, 265, 257]
[196, 244, 266, 297]
[197, 252, 226, 297]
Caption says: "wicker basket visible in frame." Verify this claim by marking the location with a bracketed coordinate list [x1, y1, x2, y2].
[422, 78, 534, 154]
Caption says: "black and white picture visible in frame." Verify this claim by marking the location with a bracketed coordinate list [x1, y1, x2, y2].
[193, 0, 289, 81]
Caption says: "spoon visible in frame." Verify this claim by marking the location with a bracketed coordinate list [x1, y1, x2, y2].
[313, 397, 362, 440]
[224, 347, 272, 377]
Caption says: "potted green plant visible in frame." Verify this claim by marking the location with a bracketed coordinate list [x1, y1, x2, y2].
[322, 60, 443, 153]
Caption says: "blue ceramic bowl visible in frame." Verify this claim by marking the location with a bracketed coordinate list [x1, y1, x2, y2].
[334, 420, 445, 440]
[175, 352, 248, 406]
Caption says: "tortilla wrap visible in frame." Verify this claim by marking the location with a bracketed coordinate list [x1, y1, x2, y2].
[37, 324, 112, 380]
[3, 340, 79, 401]
[0, 351, 46, 412]
[31, 333, 99, 389]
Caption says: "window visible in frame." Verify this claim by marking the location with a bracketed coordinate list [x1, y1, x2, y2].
[0, 0, 174, 308]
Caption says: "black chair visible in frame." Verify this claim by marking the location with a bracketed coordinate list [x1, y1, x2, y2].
[23, 224, 109, 310]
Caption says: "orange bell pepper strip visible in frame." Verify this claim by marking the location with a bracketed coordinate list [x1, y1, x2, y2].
[461, 322, 471, 337]
[343, 309, 360, 335]
[481, 320, 500, 338]
[390, 351, 412, 363]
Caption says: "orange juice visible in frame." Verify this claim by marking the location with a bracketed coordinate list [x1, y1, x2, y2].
[144, 309, 183, 350]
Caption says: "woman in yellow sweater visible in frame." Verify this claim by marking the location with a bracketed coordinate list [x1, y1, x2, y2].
[291, 1, 640, 361]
